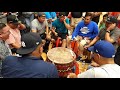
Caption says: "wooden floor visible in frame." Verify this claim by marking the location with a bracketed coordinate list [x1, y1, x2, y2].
[41, 52, 47, 61]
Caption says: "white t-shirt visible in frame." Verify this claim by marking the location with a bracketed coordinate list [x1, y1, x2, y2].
[77, 64, 120, 78]
[31, 19, 48, 35]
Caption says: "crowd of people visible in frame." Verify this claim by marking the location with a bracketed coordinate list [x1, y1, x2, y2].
[0, 12, 120, 78]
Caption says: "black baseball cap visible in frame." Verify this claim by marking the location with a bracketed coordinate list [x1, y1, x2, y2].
[58, 12, 66, 17]
[7, 15, 20, 24]
[37, 12, 46, 17]
[106, 16, 118, 24]
[17, 32, 42, 55]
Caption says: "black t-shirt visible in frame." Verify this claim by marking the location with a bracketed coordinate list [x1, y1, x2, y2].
[92, 15, 100, 24]
[114, 46, 120, 66]
[65, 12, 69, 16]
[71, 12, 82, 18]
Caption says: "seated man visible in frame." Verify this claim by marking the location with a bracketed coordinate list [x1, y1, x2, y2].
[51, 12, 71, 48]
[84, 16, 120, 52]
[68, 40, 120, 78]
[99, 14, 108, 30]
[5, 15, 26, 54]
[114, 35, 120, 66]
[31, 12, 50, 53]
[0, 12, 7, 24]
[67, 13, 99, 59]
[0, 23, 12, 77]
[1, 32, 59, 78]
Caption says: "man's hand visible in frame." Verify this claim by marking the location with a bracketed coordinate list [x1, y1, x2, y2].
[91, 61, 100, 67]
[84, 37, 90, 40]
[84, 44, 91, 49]
[67, 73, 77, 78]
[54, 32, 58, 36]
[63, 16, 67, 22]
[46, 34, 51, 40]
[47, 19, 52, 23]
[46, 31, 52, 40]
[107, 23, 116, 31]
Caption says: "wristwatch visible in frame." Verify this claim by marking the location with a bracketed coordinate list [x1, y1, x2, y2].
[106, 30, 110, 33]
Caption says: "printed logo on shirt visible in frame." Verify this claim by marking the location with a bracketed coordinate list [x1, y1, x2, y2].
[80, 27, 90, 34]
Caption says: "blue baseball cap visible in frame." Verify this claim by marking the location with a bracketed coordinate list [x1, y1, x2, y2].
[88, 40, 115, 58]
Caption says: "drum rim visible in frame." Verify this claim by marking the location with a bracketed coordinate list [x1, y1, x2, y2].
[47, 47, 76, 64]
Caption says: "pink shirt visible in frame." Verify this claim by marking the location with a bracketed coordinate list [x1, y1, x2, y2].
[5, 25, 21, 49]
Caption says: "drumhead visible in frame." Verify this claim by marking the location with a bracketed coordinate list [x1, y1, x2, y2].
[47, 47, 76, 64]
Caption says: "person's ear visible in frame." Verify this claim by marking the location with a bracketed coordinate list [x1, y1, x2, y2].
[0, 35, 2, 38]
[0, 31, 3, 37]
[96, 53, 101, 60]
[38, 44, 43, 54]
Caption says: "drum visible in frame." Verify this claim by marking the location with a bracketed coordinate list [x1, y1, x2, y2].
[47, 47, 76, 78]
[71, 41, 80, 58]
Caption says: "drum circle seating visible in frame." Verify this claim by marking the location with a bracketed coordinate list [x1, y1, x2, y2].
[56, 37, 62, 47]
[70, 41, 79, 58]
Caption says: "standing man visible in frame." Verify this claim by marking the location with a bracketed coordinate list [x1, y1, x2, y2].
[70, 12, 83, 34]
[87, 12, 102, 24]
[44, 12, 57, 30]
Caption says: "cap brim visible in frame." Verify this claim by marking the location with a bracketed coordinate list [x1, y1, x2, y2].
[38, 15, 46, 17]
[106, 20, 112, 23]
[87, 46, 95, 52]
[17, 47, 36, 55]
[13, 22, 19, 24]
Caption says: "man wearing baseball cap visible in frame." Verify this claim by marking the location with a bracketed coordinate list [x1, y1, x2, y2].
[1, 32, 59, 78]
[5, 15, 26, 54]
[114, 35, 120, 66]
[84, 16, 120, 51]
[31, 12, 50, 53]
[68, 40, 120, 78]
[51, 12, 71, 48]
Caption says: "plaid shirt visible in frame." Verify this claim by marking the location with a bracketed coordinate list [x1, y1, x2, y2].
[0, 40, 12, 61]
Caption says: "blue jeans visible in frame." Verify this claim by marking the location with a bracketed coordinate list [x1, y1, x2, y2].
[25, 14, 34, 29]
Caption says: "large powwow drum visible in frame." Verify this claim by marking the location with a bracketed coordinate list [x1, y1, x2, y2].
[47, 47, 76, 78]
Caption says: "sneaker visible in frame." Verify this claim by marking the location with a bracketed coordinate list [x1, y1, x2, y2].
[83, 59, 92, 63]
[76, 56, 82, 61]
